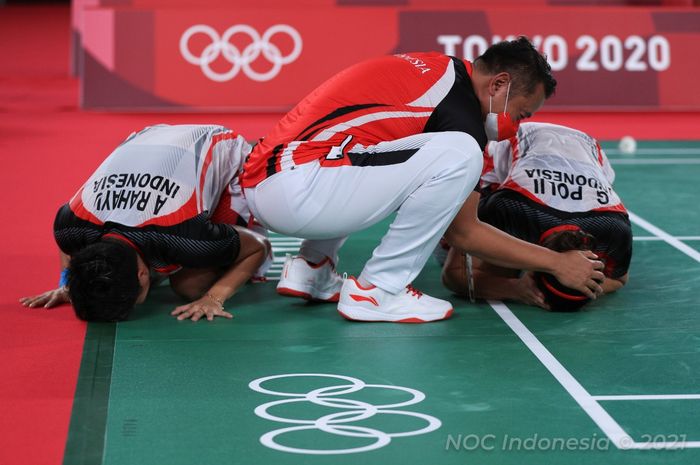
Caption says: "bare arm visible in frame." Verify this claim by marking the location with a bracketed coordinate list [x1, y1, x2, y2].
[444, 192, 605, 299]
[441, 247, 549, 309]
[171, 227, 268, 321]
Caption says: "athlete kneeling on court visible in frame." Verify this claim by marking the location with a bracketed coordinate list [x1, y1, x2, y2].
[440, 122, 632, 311]
[20, 124, 269, 322]
[242, 37, 604, 323]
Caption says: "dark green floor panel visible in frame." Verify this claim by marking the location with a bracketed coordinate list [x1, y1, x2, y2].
[63, 323, 115, 465]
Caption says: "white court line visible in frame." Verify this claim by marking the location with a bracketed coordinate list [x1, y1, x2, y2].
[627, 441, 700, 450]
[611, 158, 700, 165]
[593, 394, 700, 401]
[488, 301, 633, 449]
[628, 211, 700, 264]
[488, 301, 700, 449]
[606, 148, 700, 156]
[634, 236, 700, 241]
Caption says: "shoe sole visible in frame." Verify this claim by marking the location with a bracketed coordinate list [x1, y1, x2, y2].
[277, 286, 340, 303]
[337, 307, 454, 323]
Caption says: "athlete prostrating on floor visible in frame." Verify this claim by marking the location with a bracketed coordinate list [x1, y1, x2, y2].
[20, 124, 269, 322]
[241, 37, 605, 323]
[440, 122, 632, 311]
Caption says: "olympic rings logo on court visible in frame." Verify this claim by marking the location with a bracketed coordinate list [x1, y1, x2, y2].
[179, 24, 302, 82]
[249, 373, 442, 455]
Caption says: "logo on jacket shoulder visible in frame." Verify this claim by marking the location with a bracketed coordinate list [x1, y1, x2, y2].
[395, 53, 432, 74]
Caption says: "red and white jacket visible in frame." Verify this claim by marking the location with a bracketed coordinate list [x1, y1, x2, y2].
[241, 52, 486, 187]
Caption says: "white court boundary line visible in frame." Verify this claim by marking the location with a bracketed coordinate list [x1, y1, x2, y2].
[266, 235, 303, 280]
[605, 148, 700, 156]
[488, 211, 700, 449]
[610, 158, 700, 165]
[634, 236, 700, 241]
[489, 301, 700, 450]
[628, 211, 700, 264]
[488, 301, 633, 449]
[593, 394, 700, 401]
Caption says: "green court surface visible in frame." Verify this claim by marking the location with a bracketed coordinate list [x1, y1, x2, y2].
[64, 141, 700, 465]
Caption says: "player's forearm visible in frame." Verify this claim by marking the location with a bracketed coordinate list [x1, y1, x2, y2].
[447, 220, 559, 274]
[205, 248, 266, 303]
[442, 248, 522, 301]
[474, 273, 522, 301]
[205, 229, 268, 303]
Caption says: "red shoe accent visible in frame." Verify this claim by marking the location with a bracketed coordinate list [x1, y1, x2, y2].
[397, 308, 453, 323]
[277, 287, 340, 303]
[349, 276, 376, 291]
[349, 294, 379, 306]
[338, 310, 356, 321]
[277, 287, 312, 300]
[396, 317, 426, 323]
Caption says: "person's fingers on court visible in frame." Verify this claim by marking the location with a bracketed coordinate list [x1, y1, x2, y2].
[582, 251, 604, 271]
[174, 306, 194, 320]
[171, 304, 191, 316]
[579, 285, 597, 300]
[21, 295, 40, 306]
[190, 308, 204, 322]
[25, 295, 48, 308]
[589, 280, 603, 296]
[213, 308, 233, 320]
[45, 295, 60, 308]
[177, 308, 198, 320]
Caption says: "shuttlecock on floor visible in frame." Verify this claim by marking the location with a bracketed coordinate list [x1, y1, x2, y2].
[618, 136, 637, 155]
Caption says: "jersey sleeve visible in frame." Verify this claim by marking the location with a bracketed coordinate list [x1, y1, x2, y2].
[53, 203, 103, 255]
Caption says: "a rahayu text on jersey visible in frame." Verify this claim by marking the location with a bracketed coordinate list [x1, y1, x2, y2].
[69, 124, 251, 227]
[54, 124, 252, 273]
[481, 122, 626, 214]
[241, 52, 486, 187]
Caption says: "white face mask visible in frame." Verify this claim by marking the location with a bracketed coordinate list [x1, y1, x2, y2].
[485, 82, 519, 141]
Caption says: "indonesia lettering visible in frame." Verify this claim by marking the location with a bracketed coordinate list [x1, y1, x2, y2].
[92, 173, 181, 214]
[525, 168, 612, 204]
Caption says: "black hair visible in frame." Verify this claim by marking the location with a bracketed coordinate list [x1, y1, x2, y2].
[475, 36, 557, 98]
[535, 228, 598, 312]
[67, 240, 141, 322]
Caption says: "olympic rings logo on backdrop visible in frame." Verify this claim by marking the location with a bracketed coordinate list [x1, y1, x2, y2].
[179, 24, 303, 82]
[249, 373, 442, 455]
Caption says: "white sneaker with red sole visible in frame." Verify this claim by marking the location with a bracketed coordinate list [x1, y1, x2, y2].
[276, 255, 343, 302]
[337, 276, 454, 323]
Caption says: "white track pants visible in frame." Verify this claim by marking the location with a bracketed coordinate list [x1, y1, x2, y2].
[244, 131, 482, 293]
